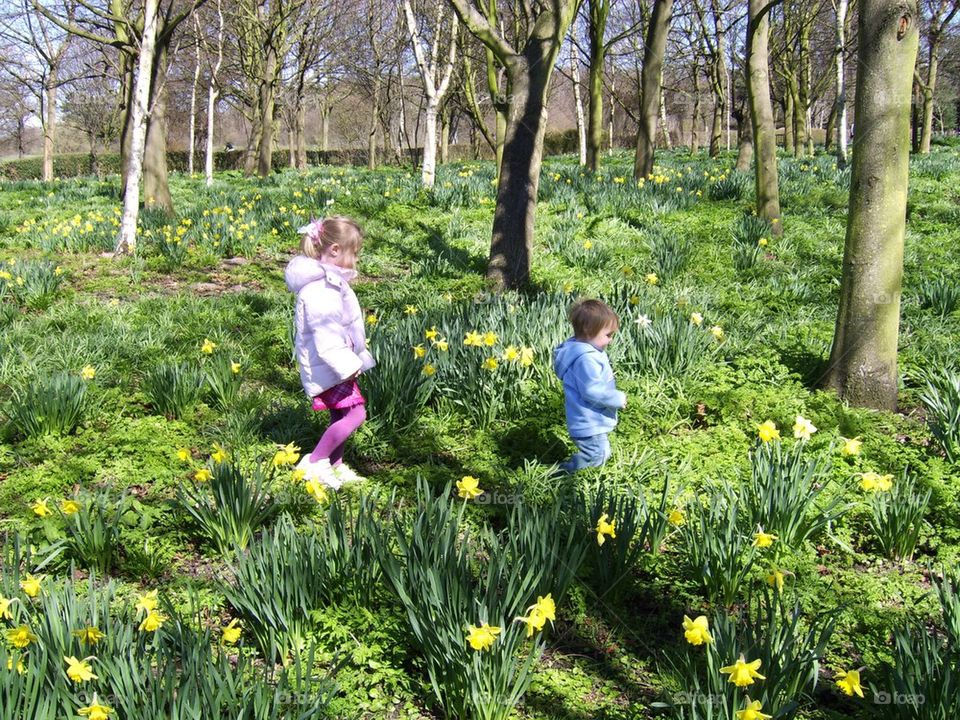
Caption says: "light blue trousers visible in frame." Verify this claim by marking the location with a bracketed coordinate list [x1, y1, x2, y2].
[560, 433, 611, 473]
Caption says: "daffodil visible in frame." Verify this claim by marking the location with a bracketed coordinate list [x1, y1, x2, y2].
[583, 240, 593, 249]
[596, 513, 616, 545]
[404, 305, 418, 315]
[272, 442, 300, 467]
[766, 567, 786, 591]
[758, 237, 769, 247]
[425, 326, 439, 340]
[366, 314, 378, 325]
[463, 330, 482, 347]
[73, 626, 104, 645]
[517, 594, 556, 637]
[423, 364, 437, 376]
[860, 472, 893, 492]
[668, 508, 685, 526]
[231, 361, 241, 374]
[635, 314, 652, 328]
[221, 618, 242, 644]
[0, 595, 14, 620]
[77, 693, 113, 720]
[457, 475, 483, 500]
[682, 615, 712, 645]
[65, 655, 98, 683]
[60, 499, 82, 515]
[834, 669, 864, 697]
[502, 345, 520, 362]
[176, 448, 191, 462]
[841, 437, 862, 456]
[433, 337, 449, 352]
[194, 468, 212, 482]
[465, 622, 501, 651]
[19, 575, 41, 598]
[482, 357, 499, 371]
[305, 478, 329, 504]
[6, 625, 37, 648]
[412, 344, 426, 359]
[735, 698, 772, 720]
[519, 347, 534, 366]
[201, 338, 217, 354]
[31, 499, 52, 518]
[793, 414, 817, 440]
[135, 590, 158, 615]
[753, 528, 778, 548]
[139, 610, 165, 632]
[482, 331, 498, 346]
[719, 655, 766, 687]
[757, 420, 780, 443]
[690, 312, 703, 326]
[80, 365, 96, 380]
[710, 325, 725, 340]
[6, 655, 25, 674]
[211, 444, 228, 464]
[645, 272, 659, 285]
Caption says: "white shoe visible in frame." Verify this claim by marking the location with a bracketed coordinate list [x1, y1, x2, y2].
[333, 462, 365, 484]
[296, 456, 342, 490]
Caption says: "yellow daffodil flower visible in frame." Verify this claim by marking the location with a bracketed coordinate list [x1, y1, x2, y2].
[757, 420, 780, 443]
[433, 337, 449, 352]
[60, 499, 82, 515]
[457, 475, 483, 500]
[583, 240, 593, 249]
[463, 330, 482, 347]
[211, 444, 228, 464]
[502, 345, 520, 362]
[766, 567, 786, 591]
[753, 528, 778, 548]
[6, 655, 25, 674]
[423, 364, 437, 376]
[305, 478, 329, 504]
[517, 594, 556, 637]
[834, 669, 864, 697]
[482, 331, 498, 346]
[793, 415, 817, 440]
[758, 237, 769, 248]
[736, 698, 772, 720]
[404, 305, 418, 315]
[682, 615, 712, 645]
[519, 347, 534, 367]
[272, 442, 300, 467]
[720, 655, 766, 687]
[841, 437, 862, 456]
[80, 365, 96, 380]
[412, 344, 426, 359]
[221, 618, 242, 644]
[73, 626, 104, 645]
[31, 499, 52, 518]
[77, 693, 113, 720]
[195, 468, 212, 482]
[465, 622, 501, 651]
[690, 312, 703, 326]
[176, 448, 191, 462]
[366, 314, 378, 325]
[710, 325, 725, 340]
[65, 655, 98, 683]
[201, 338, 217, 354]
[860, 472, 893, 492]
[139, 610, 166, 632]
[645, 273, 659, 285]
[596, 513, 616, 546]
[0, 595, 14, 620]
[482, 357, 499, 371]
[135, 590, 158, 615]
[425, 326, 439, 340]
[230, 361, 241, 374]
[19, 575, 41, 598]
[668, 508, 685, 526]
[6, 625, 37, 648]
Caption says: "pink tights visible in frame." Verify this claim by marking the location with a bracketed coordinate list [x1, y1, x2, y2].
[309, 404, 366, 465]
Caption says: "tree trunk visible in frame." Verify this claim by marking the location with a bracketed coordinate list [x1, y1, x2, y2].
[634, 0, 674, 178]
[205, 81, 217, 185]
[571, 41, 587, 166]
[43, 71, 56, 182]
[256, 41, 278, 177]
[747, 0, 782, 233]
[919, 48, 939, 153]
[143, 42, 173, 215]
[486, 46, 508, 177]
[321, 104, 330, 152]
[119, 51, 135, 197]
[295, 97, 307, 170]
[188, 29, 200, 175]
[836, 0, 849, 164]
[690, 69, 701, 154]
[825, 0, 919, 410]
[586, 38, 605, 171]
[824, 99, 837, 152]
[422, 101, 440, 187]
[735, 111, 754, 171]
[783, 86, 796, 154]
[117, 0, 158, 254]
[368, 74, 381, 169]
[488, 55, 552, 290]
[660, 79, 672, 148]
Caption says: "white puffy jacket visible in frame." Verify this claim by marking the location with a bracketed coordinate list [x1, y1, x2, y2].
[284, 256, 376, 398]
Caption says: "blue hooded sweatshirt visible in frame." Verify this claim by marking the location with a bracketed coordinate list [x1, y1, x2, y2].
[553, 338, 626, 438]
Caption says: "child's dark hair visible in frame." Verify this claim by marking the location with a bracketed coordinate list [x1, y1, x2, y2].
[569, 299, 619, 339]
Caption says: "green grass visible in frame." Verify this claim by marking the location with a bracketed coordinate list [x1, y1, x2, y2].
[1, 146, 959, 719]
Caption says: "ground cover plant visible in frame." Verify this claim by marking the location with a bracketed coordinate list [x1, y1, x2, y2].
[0, 146, 958, 719]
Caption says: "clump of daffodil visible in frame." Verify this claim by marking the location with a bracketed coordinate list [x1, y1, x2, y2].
[221, 618, 242, 644]
[64, 655, 98, 683]
[736, 698, 771, 720]
[860, 472, 893, 492]
[31, 498, 52, 518]
[753, 527, 778, 549]
[201, 338, 217, 354]
[272, 442, 300, 467]
[465, 622, 501, 651]
[834, 668, 865, 697]
[6, 625, 37, 648]
[77, 693, 113, 719]
[841, 437, 862, 456]
[793, 414, 817, 440]
[595, 513, 616, 545]
[516, 594, 556, 637]
[457, 475, 483, 500]
[757, 420, 780, 443]
[19, 574, 41, 598]
[720, 655, 766, 687]
[682, 615, 712, 645]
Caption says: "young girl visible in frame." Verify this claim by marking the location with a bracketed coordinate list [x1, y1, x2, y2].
[285, 216, 375, 488]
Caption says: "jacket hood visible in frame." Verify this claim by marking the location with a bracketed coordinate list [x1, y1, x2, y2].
[285, 256, 356, 293]
[553, 338, 598, 379]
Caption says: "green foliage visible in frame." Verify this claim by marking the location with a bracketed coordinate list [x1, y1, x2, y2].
[866, 471, 931, 561]
[917, 274, 960, 318]
[920, 368, 960, 462]
[202, 352, 243, 409]
[143, 362, 205, 418]
[177, 459, 281, 554]
[60, 489, 128, 574]
[709, 172, 750, 201]
[0, 259, 66, 309]
[8, 372, 87, 437]
[609, 309, 716, 379]
[647, 226, 693, 281]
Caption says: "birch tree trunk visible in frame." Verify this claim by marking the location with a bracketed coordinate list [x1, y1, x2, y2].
[634, 0, 674, 178]
[825, 0, 919, 410]
[117, 0, 158, 255]
[43, 73, 57, 182]
[835, 0, 849, 164]
[747, 0, 782, 233]
[189, 15, 201, 175]
[205, 81, 217, 184]
[571, 41, 587, 166]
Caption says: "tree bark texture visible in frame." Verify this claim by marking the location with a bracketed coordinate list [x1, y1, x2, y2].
[143, 41, 173, 214]
[747, 0, 782, 232]
[634, 0, 674, 178]
[825, 0, 919, 410]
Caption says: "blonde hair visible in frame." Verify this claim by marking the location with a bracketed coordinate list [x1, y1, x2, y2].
[569, 299, 619, 339]
[299, 216, 363, 259]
